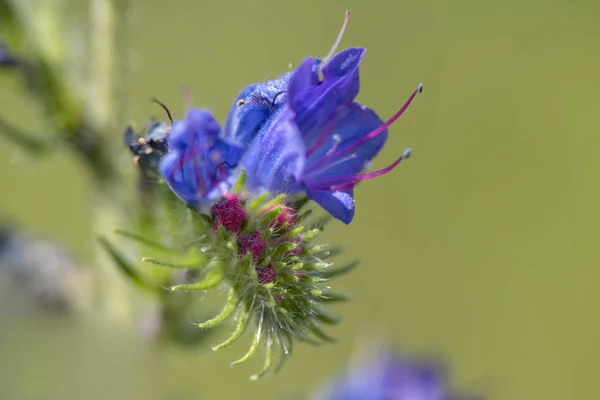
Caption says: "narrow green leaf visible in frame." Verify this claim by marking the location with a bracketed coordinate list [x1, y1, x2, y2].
[233, 168, 247, 194]
[262, 193, 287, 209]
[250, 333, 274, 380]
[248, 192, 269, 210]
[212, 303, 251, 351]
[231, 308, 264, 367]
[141, 257, 204, 269]
[198, 288, 240, 328]
[274, 333, 294, 373]
[315, 312, 341, 325]
[113, 229, 174, 253]
[318, 292, 353, 303]
[321, 260, 359, 279]
[310, 325, 337, 343]
[170, 267, 224, 292]
[98, 236, 155, 293]
[261, 205, 283, 226]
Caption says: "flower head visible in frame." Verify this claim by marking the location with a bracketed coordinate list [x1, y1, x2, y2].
[238, 12, 422, 224]
[311, 350, 483, 400]
[159, 108, 245, 206]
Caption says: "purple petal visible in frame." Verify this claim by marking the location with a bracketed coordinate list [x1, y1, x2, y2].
[287, 57, 320, 107]
[290, 48, 366, 148]
[241, 107, 305, 193]
[159, 108, 243, 205]
[306, 189, 355, 224]
[303, 102, 387, 186]
[223, 73, 291, 146]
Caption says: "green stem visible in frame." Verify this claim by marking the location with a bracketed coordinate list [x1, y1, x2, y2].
[0, 115, 49, 154]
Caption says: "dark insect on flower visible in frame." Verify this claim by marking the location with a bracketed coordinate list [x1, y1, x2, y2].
[310, 349, 485, 400]
[124, 117, 170, 180]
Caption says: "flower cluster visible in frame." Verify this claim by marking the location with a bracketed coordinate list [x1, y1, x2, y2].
[160, 10, 422, 224]
[121, 10, 423, 379]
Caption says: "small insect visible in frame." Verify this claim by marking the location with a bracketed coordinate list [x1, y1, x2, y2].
[124, 98, 173, 179]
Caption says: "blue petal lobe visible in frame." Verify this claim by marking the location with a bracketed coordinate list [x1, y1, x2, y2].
[223, 73, 291, 146]
[303, 102, 387, 185]
[306, 189, 355, 224]
[241, 107, 305, 193]
[289, 48, 366, 148]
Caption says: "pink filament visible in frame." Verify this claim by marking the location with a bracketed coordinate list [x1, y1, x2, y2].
[308, 148, 412, 191]
[332, 84, 422, 160]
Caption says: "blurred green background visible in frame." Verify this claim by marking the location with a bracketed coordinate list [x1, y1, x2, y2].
[1, 0, 600, 398]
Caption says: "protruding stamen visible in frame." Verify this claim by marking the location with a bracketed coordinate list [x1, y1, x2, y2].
[333, 84, 423, 158]
[309, 147, 413, 191]
[320, 10, 351, 70]
[306, 134, 355, 176]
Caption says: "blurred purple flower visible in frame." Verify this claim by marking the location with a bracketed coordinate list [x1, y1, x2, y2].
[310, 351, 481, 400]
[0, 40, 18, 67]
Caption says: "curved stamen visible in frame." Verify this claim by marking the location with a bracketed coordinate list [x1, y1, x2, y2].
[320, 10, 351, 71]
[308, 148, 412, 191]
[332, 84, 422, 159]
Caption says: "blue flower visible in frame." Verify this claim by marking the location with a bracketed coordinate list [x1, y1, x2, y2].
[310, 351, 480, 400]
[159, 108, 245, 206]
[239, 46, 422, 224]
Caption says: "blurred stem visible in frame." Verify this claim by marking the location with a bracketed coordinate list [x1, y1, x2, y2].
[0, 115, 49, 154]
[88, 0, 115, 132]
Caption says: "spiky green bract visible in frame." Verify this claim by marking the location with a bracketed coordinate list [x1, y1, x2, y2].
[136, 177, 354, 379]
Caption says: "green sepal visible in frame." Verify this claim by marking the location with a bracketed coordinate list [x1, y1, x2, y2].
[320, 260, 359, 279]
[197, 287, 240, 329]
[169, 266, 224, 292]
[212, 303, 251, 351]
[232, 168, 247, 194]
